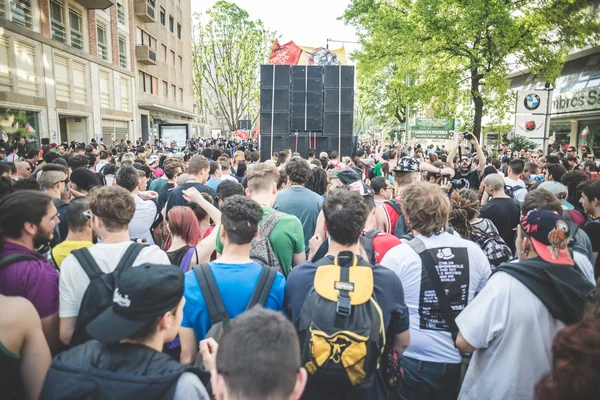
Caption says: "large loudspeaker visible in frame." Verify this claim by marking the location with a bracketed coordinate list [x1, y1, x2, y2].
[259, 64, 355, 160]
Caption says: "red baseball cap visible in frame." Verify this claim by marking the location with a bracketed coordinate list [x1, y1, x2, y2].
[520, 210, 574, 266]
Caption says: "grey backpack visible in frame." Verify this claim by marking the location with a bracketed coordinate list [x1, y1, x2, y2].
[250, 211, 285, 273]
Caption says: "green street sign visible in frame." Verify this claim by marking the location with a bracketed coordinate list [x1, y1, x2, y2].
[414, 118, 455, 130]
[411, 129, 450, 140]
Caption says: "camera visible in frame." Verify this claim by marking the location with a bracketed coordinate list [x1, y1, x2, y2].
[450, 178, 469, 190]
[464, 132, 474, 141]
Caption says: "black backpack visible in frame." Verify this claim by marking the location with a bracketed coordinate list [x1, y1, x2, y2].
[0, 254, 39, 270]
[359, 230, 380, 265]
[70, 243, 147, 346]
[193, 263, 276, 368]
[504, 184, 525, 199]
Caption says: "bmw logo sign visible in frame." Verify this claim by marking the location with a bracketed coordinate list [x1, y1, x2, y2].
[524, 93, 541, 110]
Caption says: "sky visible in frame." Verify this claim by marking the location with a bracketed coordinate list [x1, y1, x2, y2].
[190, 0, 361, 62]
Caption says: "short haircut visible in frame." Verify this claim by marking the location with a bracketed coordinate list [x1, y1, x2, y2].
[251, 152, 260, 162]
[509, 159, 525, 174]
[217, 307, 301, 400]
[116, 164, 140, 193]
[43, 151, 60, 164]
[277, 170, 288, 190]
[0, 191, 52, 244]
[394, 171, 417, 186]
[25, 149, 38, 159]
[307, 149, 315, 158]
[188, 155, 209, 175]
[401, 183, 450, 237]
[39, 163, 67, 190]
[547, 163, 567, 183]
[120, 153, 135, 165]
[202, 148, 213, 159]
[218, 156, 231, 170]
[522, 189, 563, 215]
[525, 162, 538, 174]
[188, 193, 214, 222]
[492, 160, 501, 170]
[583, 160, 597, 172]
[66, 197, 90, 233]
[278, 150, 289, 165]
[220, 195, 263, 245]
[52, 157, 68, 169]
[322, 188, 369, 246]
[163, 159, 182, 180]
[88, 186, 136, 231]
[484, 173, 505, 191]
[217, 180, 244, 201]
[285, 157, 311, 185]
[99, 150, 110, 160]
[546, 155, 560, 164]
[244, 150, 252, 162]
[246, 163, 279, 194]
[209, 161, 219, 176]
[13, 178, 42, 192]
[581, 179, 600, 203]
[370, 176, 388, 195]
[69, 153, 90, 170]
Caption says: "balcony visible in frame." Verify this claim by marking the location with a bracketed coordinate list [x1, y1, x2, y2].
[73, 0, 114, 10]
[134, 0, 155, 23]
[136, 45, 157, 65]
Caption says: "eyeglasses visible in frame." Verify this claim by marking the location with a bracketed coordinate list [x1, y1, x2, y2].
[54, 178, 68, 185]
[83, 210, 93, 220]
[24, 167, 31, 171]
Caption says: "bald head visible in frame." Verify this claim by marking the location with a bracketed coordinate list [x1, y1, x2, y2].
[16, 161, 31, 179]
[484, 173, 505, 192]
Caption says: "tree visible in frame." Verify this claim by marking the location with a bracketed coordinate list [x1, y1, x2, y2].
[344, 0, 600, 141]
[192, 1, 273, 133]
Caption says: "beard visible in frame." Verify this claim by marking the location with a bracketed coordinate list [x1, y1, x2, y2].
[33, 227, 54, 249]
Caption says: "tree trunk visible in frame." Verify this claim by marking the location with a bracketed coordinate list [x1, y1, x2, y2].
[471, 69, 483, 142]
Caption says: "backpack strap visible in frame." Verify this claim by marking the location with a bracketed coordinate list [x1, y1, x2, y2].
[194, 263, 229, 325]
[385, 199, 402, 215]
[0, 254, 39, 270]
[406, 238, 460, 340]
[114, 243, 148, 273]
[363, 229, 380, 240]
[72, 248, 104, 280]
[179, 247, 196, 273]
[246, 266, 277, 310]
[260, 211, 284, 238]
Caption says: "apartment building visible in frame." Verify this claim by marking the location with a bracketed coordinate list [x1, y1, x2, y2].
[134, 0, 195, 144]
[0, 0, 195, 148]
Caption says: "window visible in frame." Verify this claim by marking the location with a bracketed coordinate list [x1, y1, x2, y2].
[137, 28, 156, 50]
[97, 23, 109, 61]
[160, 6, 165, 25]
[118, 35, 127, 69]
[147, 0, 155, 7]
[0, 36, 11, 92]
[15, 41, 37, 96]
[98, 69, 111, 108]
[53, 52, 86, 103]
[170, 84, 175, 100]
[178, 55, 182, 71]
[69, 6, 83, 50]
[179, 87, 183, 102]
[117, 2, 125, 25]
[120, 78, 130, 111]
[170, 50, 175, 66]
[162, 80, 168, 98]
[139, 71, 158, 95]
[9, 0, 33, 29]
[161, 44, 167, 63]
[50, 0, 66, 43]
[177, 23, 181, 39]
[169, 15, 174, 33]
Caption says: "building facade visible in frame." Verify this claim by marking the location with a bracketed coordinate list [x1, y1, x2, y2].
[509, 47, 600, 155]
[0, 0, 195, 149]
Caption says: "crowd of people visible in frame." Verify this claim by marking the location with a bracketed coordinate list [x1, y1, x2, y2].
[0, 132, 599, 400]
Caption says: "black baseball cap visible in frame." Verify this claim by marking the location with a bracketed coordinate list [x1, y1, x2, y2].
[520, 210, 573, 266]
[86, 263, 184, 344]
[70, 168, 101, 191]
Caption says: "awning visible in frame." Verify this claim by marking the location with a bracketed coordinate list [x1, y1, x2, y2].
[138, 104, 197, 119]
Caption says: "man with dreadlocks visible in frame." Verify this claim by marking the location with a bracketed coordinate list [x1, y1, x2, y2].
[449, 189, 513, 269]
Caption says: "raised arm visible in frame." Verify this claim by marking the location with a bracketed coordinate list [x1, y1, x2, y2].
[447, 132, 464, 170]
[183, 187, 222, 225]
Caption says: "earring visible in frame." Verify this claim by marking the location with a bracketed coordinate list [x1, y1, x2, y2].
[522, 249, 529, 256]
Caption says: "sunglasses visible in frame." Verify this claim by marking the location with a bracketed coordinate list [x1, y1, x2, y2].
[83, 210, 93, 220]
[54, 178, 69, 185]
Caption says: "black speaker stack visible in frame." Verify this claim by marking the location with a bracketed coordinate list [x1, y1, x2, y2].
[259, 64, 355, 162]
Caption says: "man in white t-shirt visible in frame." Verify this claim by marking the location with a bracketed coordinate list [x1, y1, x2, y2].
[116, 164, 158, 244]
[455, 210, 595, 400]
[59, 185, 170, 346]
[381, 183, 491, 399]
[503, 159, 527, 203]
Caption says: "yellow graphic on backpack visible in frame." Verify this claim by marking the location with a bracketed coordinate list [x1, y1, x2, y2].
[298, 252, 385, 388]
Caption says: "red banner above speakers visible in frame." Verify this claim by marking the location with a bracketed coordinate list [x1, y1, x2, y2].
[269, 39, 348, 65]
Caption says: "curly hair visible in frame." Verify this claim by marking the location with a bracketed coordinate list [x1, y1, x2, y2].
[401, 183, 450, 237]
[535, 312, 600, 400]
[449, 189, 480, 240]
[305, 167, 327, 196]
[285, 157, 311, 184]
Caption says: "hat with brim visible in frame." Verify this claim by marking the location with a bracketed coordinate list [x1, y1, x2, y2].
[86, 263, 184, 344]
[520, 209, 574, 266]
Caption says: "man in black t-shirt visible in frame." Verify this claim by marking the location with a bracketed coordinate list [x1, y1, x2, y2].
[447, 132, 485, 190]
[580, 180, 600, 281]
[480, 174, 521, 252]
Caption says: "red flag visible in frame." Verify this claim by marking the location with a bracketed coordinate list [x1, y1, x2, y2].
[234, 130, 248, 140]
[269, 39, 303, 65]
[252, 124, 260, 139]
